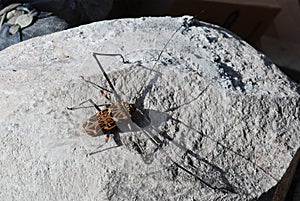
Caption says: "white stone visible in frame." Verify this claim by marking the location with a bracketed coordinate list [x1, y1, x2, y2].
[0, 16, 299, 201]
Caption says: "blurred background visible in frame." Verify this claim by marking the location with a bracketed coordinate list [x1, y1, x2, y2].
[0, 0, 299, 83]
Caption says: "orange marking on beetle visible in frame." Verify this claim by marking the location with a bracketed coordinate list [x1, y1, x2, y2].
[83, 101, 135, 136]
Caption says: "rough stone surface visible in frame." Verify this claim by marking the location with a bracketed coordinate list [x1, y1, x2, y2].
[0, 16, 299, 201]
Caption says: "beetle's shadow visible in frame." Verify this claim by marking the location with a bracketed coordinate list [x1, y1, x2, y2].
[88, 68, 238, 193]
[140, 109, 238, 194]
[113, 74, 238, 193]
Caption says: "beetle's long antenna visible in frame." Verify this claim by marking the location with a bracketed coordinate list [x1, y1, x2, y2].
[135, 18, 190, 100]
[92, 53, 129, 102]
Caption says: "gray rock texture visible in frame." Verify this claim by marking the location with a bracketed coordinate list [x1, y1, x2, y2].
[0, 16, 299, 201]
